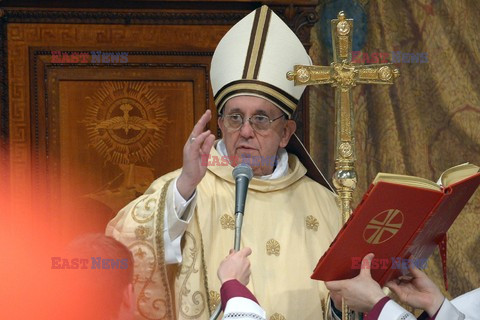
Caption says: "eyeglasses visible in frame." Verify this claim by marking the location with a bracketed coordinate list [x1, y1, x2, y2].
[222, 113, 285, 132]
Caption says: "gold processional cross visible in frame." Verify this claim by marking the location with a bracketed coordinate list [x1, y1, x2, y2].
[287, 11, 399, 320]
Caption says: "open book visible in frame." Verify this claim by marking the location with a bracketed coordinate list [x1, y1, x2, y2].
[311, 163, 480, 286]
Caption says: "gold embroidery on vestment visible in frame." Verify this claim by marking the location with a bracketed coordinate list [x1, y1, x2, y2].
[266, 239, 280, 256]
[208, 290, 221, 313]
[130, 241, 167, 319]
[132, 197, 155, 224]
[152, 179, 173, 319]
[270, 313, 286, 320]
[135, 225, 152, 240]
[134, 247, 146, 259]
[306, 215, 319, 231]
[220, 214, 235, 230]
[128, 180, 174, 319]
[178, 230, 207, 318]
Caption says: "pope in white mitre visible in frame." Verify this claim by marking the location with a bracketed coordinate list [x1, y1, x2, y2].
[107, 5, 342, 320]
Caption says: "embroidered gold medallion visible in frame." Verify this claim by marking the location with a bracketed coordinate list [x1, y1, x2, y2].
[266, 239, 280, 256]
[306, 215, 319, 231]
[270, 313, 286, 320]
[220, 214, 235, 230]
[134, 247, 146, 259]
[135, 225, 152, 240]
[208, 290, 221, 313]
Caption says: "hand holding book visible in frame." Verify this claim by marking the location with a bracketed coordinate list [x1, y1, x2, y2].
[325, 253, 446, 317]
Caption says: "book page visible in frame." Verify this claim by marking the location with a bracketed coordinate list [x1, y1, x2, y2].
[440, 163, 480, 187]
[373, 173, 441, 191]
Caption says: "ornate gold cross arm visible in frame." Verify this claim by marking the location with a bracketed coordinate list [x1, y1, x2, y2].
[286, 62, 400, 87]
[287, 11, 399, 88]
[287, 65, 334, 85]
[356, 64, 400, 85]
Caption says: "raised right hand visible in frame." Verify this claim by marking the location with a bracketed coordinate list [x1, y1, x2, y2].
[177, 110, 216, 200]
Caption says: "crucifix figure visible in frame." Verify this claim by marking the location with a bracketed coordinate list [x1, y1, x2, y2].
[287, 11, 400, 320]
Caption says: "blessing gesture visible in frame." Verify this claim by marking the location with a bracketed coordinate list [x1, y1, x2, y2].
[177, 110, 216, 200]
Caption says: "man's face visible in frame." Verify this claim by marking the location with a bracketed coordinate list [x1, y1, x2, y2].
[218, 96, 296, 176]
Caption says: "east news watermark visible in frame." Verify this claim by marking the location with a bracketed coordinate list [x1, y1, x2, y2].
[351, 257, 428, 270]
[50, 51, 129, 64]
[201, 154, 278, 167]
[352, 51, 428, 64]
[51, 257, 129, 269]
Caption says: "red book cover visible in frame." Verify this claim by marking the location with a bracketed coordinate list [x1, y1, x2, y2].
[311, 170, 480, 286]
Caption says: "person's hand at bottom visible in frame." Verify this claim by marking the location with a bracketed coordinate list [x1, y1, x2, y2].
[326, 253, 387, 313]
[386, 262, 444, 317]
[217, 247, 252, 286]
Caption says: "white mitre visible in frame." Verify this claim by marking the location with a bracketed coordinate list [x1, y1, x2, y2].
[210, 5, 312, 119]
[210, 5, 333, 192]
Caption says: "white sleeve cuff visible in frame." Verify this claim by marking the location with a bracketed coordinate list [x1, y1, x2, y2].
[167, 177, 196, 240]
[163, 177, 197, 264]
[174, 177, 196, 219]
[436, 298, 465, 320]
[224, 297, 266, 320]
[164, 231, 183, 264]
[379, 300, 416, 320]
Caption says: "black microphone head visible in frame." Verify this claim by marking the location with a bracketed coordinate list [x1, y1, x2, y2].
[232, 163, 253, 181]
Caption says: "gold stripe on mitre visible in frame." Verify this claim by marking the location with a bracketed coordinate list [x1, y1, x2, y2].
[215, 80, 297, 117]
[243, 6, 272, 80]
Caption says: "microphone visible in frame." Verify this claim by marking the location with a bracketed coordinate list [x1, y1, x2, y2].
[232, 163, 254, 215]
[232, 163, 253, 250]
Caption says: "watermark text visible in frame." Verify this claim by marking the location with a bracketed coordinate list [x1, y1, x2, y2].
[50, 51, 129, 64]
[351, 257, 428, 270]
[352, 51, 428, 64]
[51, 256, 129, 269]
[201, 154, 278, 167]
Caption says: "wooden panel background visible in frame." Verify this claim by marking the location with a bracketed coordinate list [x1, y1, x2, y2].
[0, 2, 318, 242]
[7, 23, 226, 239]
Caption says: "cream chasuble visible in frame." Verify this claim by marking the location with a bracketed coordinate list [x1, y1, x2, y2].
[107, 145, 341, 320]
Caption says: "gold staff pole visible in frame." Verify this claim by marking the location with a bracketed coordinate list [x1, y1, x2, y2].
[287, 11, 399, 320]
